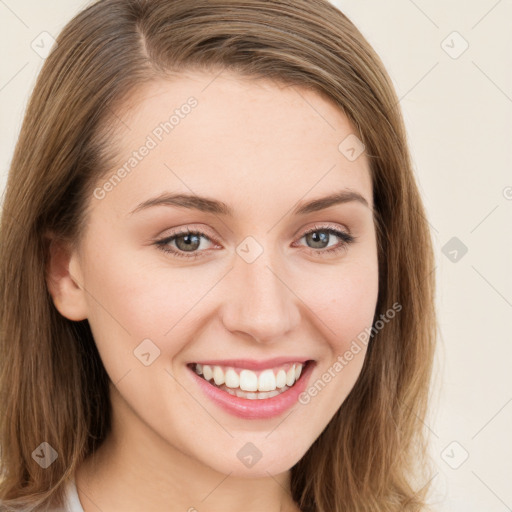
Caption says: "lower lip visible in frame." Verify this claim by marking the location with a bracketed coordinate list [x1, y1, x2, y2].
[188, 361, 315, 419]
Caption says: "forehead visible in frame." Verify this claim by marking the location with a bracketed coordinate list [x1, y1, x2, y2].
[94, 70, 373, 216]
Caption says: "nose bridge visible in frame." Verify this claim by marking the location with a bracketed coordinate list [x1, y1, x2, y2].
[221, 240, 299, 342]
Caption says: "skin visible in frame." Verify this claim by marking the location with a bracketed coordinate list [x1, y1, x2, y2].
[47, 70, 379, 512]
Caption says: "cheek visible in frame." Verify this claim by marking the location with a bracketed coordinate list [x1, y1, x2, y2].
[302, 258, 379, 346]
[81, 241, 224, 377]
[325, 272, 378, 338]
[294, 258, 379, 407]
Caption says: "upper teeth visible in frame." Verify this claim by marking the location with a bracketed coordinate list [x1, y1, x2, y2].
[195, 363, 304, 392]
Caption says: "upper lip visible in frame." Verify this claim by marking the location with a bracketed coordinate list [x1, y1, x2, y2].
[189, 357, 313, 371]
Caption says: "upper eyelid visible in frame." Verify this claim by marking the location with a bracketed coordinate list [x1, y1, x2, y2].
[302, 223, 351, 235]
[159, 225, 218, 244]
[159, 222, 349, 240]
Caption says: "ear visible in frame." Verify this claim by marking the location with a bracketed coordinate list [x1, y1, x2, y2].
[45, 234, 88, 321]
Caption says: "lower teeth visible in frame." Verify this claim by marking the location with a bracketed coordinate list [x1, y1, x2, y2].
[210, 381, 290, 400]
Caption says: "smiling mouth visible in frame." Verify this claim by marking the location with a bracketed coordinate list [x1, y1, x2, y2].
[187, 360, 314, 400]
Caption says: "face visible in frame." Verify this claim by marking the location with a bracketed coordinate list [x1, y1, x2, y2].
[50, 70, 379, 478]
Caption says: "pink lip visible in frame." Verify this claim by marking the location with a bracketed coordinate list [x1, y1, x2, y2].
[188, 360, 315, 420]
[190, 357, 310, 371]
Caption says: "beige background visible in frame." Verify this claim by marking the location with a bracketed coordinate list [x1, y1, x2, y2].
[1, 1, 511, 510]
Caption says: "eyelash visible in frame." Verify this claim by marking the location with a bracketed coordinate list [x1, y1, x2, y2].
[154, 224, 355, 260]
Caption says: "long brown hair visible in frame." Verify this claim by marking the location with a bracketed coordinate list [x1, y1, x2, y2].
[0, 1, 437, 510]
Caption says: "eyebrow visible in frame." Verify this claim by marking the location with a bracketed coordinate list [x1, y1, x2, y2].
[128, 189, 370, 216]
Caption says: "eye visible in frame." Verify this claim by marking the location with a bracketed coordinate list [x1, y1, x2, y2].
[154, 224, 356, 260]
[293, 224, 355, 257]
[154, 226, 218, 260]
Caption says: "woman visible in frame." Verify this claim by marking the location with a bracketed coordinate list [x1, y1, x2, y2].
[0, 0, 437, 510]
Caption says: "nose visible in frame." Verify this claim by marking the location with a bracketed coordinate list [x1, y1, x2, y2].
[220, 247, 301, 344]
